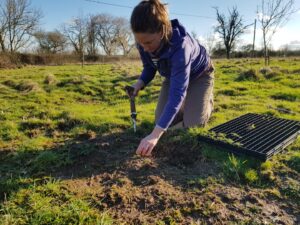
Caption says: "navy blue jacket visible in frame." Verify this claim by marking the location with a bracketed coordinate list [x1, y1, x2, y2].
[137, 19, 210, 129]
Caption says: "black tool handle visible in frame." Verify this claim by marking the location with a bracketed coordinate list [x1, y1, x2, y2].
[125, 85, 134, 97]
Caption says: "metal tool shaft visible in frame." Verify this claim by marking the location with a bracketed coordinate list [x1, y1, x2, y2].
[130, 97, 136, 118]
[125, 85, 137, 132]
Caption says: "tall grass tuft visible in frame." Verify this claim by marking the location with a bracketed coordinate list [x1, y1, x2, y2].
[237, 68, 262, 81]
[2, 80, 18, 88]
[223, 154, 247, 182]
[260, 67, 283, 79]
[44, 73, 57, 85]
[17, 80, 41, 93]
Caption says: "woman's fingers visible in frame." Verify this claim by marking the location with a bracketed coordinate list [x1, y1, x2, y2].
[137, 143, 148, 156]
[142, 144, 153, 156]
[136, 141, 146, 155]
[144, 147, 153, 156]
[136, 140, 153, 156]
[136, 132, 161, 157]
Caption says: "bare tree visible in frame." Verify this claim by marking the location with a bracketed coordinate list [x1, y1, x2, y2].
[86, 15, 98, 56]
[0, 28, 5, 52]
[0, 0, 42, 52]
[199, 33, 218, 54]
[61, 16, 87, 55]
[116, 18, 134, 56]
[212, 41, 227, 57]
[93, 14, 123, 55]
[34, 30, 67, 53]
[0, 3, 7, 52]
[257, 0, 295, 65]
[214, 7, 251, 59]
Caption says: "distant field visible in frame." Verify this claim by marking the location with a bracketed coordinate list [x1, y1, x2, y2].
[0, 58, 299, 224]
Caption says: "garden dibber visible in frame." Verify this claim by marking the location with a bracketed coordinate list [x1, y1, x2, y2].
[125, 85, 137, 132]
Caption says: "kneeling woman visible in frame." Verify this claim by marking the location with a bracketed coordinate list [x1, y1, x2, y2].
[130, 0, 214, 157]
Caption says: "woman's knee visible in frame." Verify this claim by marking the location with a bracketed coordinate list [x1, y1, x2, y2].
[183, 102, 213, 128]
[184, 114, 209, 128]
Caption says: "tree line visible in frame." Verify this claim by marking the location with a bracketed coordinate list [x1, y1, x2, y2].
[0, 0, 134, 56]
[0, 0, 297, 65]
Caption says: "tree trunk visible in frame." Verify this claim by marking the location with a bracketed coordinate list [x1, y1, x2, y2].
[263, 29, 268, 66]
[226, 46, 230, 59]
[0, 35, 5, 52]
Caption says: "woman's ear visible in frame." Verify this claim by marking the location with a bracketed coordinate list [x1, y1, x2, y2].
[159, 31, 163, 40]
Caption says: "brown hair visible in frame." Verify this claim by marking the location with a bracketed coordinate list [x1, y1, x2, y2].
[130, 0, 172, 42]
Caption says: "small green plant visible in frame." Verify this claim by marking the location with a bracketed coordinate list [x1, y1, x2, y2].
[223, 154, 247, 182]
[244, 169, 259, 183]
[261, 161, 273, 171]
[260, 160, 275, 182]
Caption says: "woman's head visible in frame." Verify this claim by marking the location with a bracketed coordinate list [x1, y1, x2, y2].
[130, 0, 172, 52]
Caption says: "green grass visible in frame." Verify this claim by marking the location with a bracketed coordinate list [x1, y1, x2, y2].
[0, 58, 299, 223]
[1, 178, 113, 225]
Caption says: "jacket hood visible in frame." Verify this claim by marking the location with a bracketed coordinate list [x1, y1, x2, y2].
[170, 19, 187, 44]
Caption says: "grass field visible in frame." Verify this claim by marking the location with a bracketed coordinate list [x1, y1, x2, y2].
[0, 58, 299, 224]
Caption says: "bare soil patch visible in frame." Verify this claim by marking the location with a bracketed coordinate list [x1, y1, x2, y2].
[54, 131, 299, 224]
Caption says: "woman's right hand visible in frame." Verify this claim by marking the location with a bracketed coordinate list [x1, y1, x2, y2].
[132, 79, 145, 97]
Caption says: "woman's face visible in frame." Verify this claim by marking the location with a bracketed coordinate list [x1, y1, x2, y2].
[134, 31, 162, 53]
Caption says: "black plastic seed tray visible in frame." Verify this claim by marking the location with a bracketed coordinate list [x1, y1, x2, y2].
[199, 113, 300, 160]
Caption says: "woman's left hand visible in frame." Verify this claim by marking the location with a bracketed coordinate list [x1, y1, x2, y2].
[136, 126, 164, 157]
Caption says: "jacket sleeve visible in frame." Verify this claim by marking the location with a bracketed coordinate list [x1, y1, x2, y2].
[157, 41, 192, 130]
[137, 46, 157, 86]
